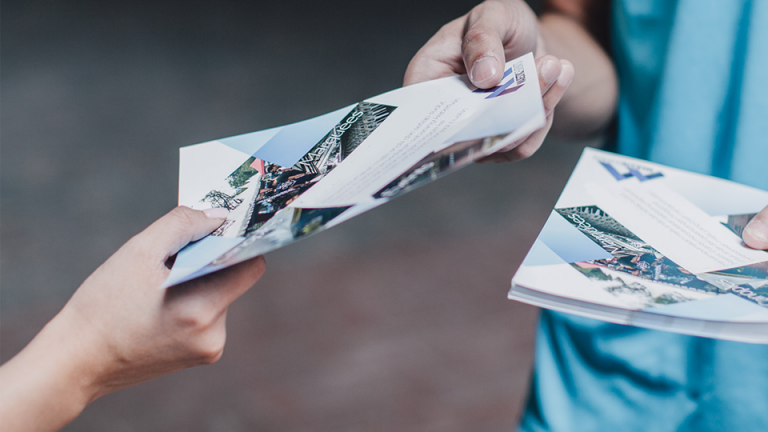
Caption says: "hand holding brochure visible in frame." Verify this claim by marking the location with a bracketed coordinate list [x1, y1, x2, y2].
[510, 148, 768, 343]
[168, 53, 545, 287]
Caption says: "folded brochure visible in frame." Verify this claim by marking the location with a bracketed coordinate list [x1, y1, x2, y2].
[167, 52, 545, 287]
[510, 148, 768, 343]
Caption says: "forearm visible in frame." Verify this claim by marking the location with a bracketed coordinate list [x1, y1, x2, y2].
[0, 207, 264, 431]
[0, 310, 100, 432]
[537, 5, 617, 138]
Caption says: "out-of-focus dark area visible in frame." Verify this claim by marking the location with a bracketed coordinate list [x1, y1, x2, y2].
[1, 0, 589, 430]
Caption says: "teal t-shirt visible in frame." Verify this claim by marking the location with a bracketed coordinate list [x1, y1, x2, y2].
[520, 1, 768, 431]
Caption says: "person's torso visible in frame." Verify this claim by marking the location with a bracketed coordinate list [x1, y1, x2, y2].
[522, 1, 768, 431]
[613, 0, 768, 188]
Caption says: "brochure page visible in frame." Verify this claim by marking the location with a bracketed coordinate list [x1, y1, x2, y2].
[510, 148, 768, 343]
[167, 52, 545, 287]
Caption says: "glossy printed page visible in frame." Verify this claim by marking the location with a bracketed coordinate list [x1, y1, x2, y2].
[167, 52, 545, 287]
[510, 148, 768, 340]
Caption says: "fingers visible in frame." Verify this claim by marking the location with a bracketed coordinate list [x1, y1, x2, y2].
[480, 58, 574, 163]
[462, 0, 538, 89]
[167, 256, 267, 311]
[541, 59, 574, 116]
[481, 111, 554, 163]
[160, 256, 266, 368]
[405, 1, 538, 88]
[205, 256, 267, 305]
[137, 206, 229, 260]
[744, 205, 768, 250]
[404, 18, 467, 86]
[462, 2, 509, 88]
[536, 56, 562, 100]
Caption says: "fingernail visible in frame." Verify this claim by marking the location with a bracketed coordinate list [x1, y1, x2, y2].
[557, 62, 574, 87]
[203, 208, 229, 219]
[745, 218, 768, 247]
[470, 57, 499, 87]
[540, 58, 559, 85]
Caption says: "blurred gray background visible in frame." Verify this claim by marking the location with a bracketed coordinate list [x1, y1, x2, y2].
[1, 0, 591, 430]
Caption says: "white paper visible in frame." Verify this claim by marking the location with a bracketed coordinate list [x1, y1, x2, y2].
[166, 52, 545, 287]
[588, 181, 768, 274]
[510, 148, 768, 342]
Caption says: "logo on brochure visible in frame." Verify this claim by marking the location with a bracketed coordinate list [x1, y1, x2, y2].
[474, 60, 526, 99]
[599, 161, 664, 182]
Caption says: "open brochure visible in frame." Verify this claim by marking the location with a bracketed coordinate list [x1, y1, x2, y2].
[510, 148, 768, 343]
[166, 52, 545, 287]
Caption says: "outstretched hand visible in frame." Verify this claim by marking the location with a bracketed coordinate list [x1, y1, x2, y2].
[404, 0, 574, 162]
[0, 206, 266, 432]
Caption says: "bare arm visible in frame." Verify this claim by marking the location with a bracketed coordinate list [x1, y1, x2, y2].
[0, 207, 266, 431]
[538, 0, 617, 137]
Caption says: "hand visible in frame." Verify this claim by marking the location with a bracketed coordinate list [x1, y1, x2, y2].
[0, 206, 266, 432]
[744, 205, 768, 250]
[404, 0, 574, 163]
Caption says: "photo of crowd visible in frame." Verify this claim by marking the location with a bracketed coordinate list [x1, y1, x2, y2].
[571, 262, 703, 309]
[199, 101, 396, 263]
[241, 101, 395, 235]
[557, 205, 723, 294]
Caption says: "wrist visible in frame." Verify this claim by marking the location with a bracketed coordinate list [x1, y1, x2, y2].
[43, 306, 114, 404]
[0, 308, 108, 431]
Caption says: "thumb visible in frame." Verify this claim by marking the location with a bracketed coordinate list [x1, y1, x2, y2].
[462, 11, 506, 89]
[744, 206, 768, 250]
[139, 206, 229, 257]
[462, 1, 538, 89]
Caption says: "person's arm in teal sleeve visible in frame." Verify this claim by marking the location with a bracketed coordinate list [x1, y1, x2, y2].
[0, 207, 266, 432]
